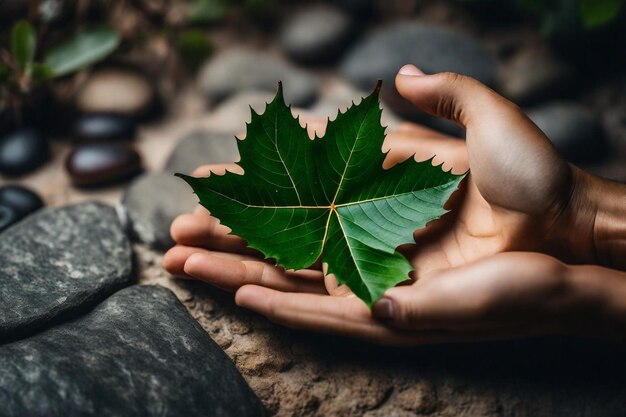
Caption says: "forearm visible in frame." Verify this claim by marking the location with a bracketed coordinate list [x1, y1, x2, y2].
[567, 263, 626, 342]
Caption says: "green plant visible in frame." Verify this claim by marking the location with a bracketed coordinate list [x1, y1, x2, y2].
[178, 83, 465, 306]
[0, 20, 119, 125]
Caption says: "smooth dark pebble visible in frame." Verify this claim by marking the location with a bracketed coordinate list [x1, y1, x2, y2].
[0, 129, 51, 176]
[0, 204, 18, 233]
[0, 185, 44, 221]
[74, 114, 137, 142]
[65, 142, 143, 188]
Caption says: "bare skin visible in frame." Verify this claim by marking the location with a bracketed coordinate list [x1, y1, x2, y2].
[163, 65, 626, 346]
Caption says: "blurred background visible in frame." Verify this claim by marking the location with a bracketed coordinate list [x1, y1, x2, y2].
[0, 0, 625, 236]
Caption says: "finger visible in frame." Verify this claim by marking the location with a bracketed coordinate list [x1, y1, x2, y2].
[372, 253, 566, 333]
[235, 285, 483, 346]
[184, 252, 327, 294]
[170, 212, 257, 256]
[163, 245, 256, 278]
[192, 163, 244, 177]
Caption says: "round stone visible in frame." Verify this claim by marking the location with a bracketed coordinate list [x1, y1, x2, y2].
[74, 114, 137, 142]
[0, 185, 44, 221]
[279, 5, 354, 64]
[0, 129, 51, 176]
[65, 142, 143, 187]
[0, 205, 18, 233]
[76, 69, 156, 117]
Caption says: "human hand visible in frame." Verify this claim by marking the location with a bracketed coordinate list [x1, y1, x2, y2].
[164, 66, 626, 345]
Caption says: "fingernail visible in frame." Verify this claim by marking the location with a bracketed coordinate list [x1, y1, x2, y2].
[373, 297, 395, 319]
[398, 64, 425, 76]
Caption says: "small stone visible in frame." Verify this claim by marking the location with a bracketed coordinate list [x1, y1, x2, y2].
[0, 202, 133, 341]
[279, 5, 354, 64]
[199, 48, 320, 107]
[340, 22, 496, 122]
[165, 131, 240, 175]
[122, 173, 199, 249]
[527, 102, 607, 163]
[0, 184, 44, 221]
[0, 285, 265, 417]
[500, 46, 576, 105]
[74, 113, 137, 142]
[66, 142, 143, 188]
[76, 68, 157, 117]
[0, 205, 18, 233]
[0, 129, 51, 176]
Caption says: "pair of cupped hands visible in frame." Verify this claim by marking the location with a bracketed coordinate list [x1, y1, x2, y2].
[164, 65, 626, 346]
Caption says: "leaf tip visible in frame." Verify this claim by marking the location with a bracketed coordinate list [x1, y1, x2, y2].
[374, 79, 382, 95]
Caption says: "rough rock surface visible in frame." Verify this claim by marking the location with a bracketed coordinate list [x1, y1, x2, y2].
[0, 285, 265, 417]
[122, 173, 198, 249]
[165, 131, 240, 175]
[0, 202, 133, 341]
[138, 246, 626, 417]
[199, 49, 320, 107]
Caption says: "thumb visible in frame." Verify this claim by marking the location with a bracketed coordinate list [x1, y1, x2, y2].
[372, 283, 450, 330]
[394, 64, 512, 129]
[395, 65, 571, 216]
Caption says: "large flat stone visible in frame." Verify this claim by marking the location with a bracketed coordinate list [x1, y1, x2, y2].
[0, 285, 265, 417]
[0, 202, 133, 341]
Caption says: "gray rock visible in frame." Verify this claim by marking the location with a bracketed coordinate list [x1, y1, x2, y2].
[340, 22, 495, 130]
[340, 22, 497, 90]
[500, 46, 576, 105]
[279, 5, 354, 64]
[122, 173, 199, 249]
[0, 285, 265, 417]
[199, 49, 320, 107]
[528, 102, 607, 163]
[165, 131, 240, 175]
[0, 202, 133, 341]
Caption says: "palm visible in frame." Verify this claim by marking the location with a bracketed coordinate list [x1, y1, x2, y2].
[385, 121, 570, 279]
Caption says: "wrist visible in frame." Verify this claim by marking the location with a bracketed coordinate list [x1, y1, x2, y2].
[588, 174, 626, 270]
[558, 167, 626, 270]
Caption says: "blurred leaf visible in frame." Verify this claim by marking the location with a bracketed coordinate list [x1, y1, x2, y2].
[580, 0, 623, 28]
[0, 64, 11, 84]
[31, 63, 55, 82]
[11, 20, 36, 71]
[189, 0, 229, 23]
[44, 26, 120, 77]
[176, 29, 213, 71]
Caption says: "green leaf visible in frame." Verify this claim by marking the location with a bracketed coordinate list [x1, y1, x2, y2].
[189, 0, 230, 23]
[580, 0, 623, 28]
[44, 26, 120, 77]
[31, 63, 54, 82]
[177, 83, 466, 307]
[11, 20, 36, 71]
